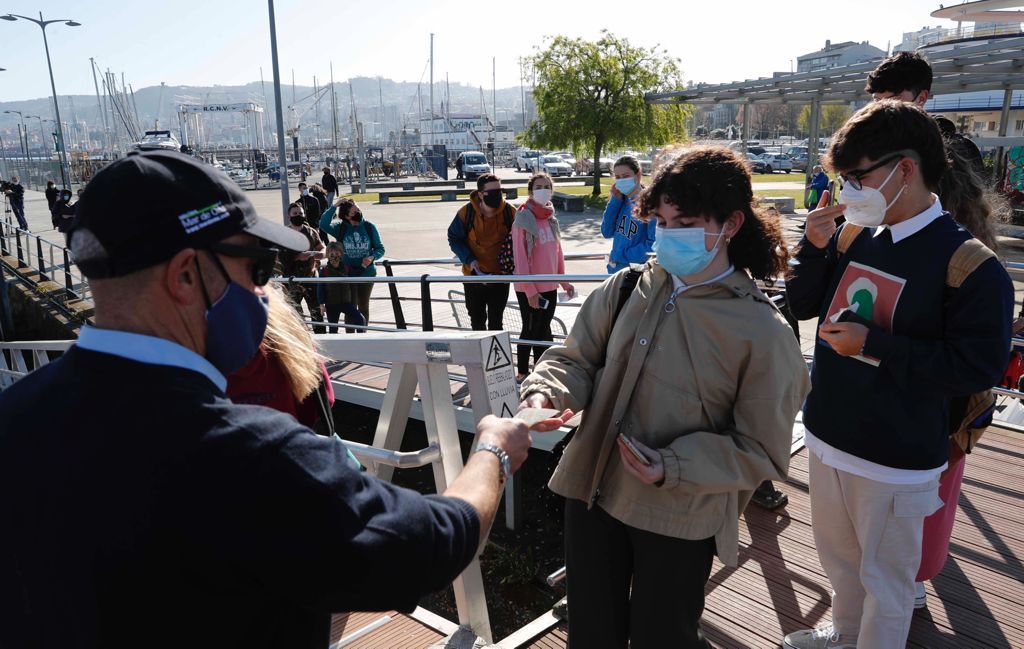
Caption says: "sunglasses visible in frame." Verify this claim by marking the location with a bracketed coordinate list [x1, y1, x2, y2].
[480, 189, 502, 196]
[839, 154, 902, 190]
[207, 242, 279, 286]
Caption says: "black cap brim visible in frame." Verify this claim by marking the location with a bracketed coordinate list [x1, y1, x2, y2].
[244, 217, 310, 252]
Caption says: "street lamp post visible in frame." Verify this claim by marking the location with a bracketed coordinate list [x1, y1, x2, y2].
[266, 0, 290, 222]
[4, 109, 28, 181]
[25, 115, 47, 161]
[2, 12, 81, 189]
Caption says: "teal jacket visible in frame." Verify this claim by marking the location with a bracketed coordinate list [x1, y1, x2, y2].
[320, 206, 385, 277]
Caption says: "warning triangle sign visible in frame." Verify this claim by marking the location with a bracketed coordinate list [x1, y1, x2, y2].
[500, 402, 515, 418]
[484, 337, 512, 371]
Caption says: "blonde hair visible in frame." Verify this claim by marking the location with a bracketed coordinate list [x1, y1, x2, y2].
[264, 283, 324, 401]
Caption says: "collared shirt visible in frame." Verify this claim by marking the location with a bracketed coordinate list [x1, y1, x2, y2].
[76, 326, 226, 392]
[874, 195, 943, 244]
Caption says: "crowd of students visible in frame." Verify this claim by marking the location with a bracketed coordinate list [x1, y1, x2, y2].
[202, 50, 1019, 647]
[0, 49, 1017, 649]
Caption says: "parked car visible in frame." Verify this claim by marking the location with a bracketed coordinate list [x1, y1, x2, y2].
[578, 156, 614, 174]
[460, 151, 492, 180]
[536, 155, 574, 177]
[786, 147, 809, 171]
[745, 153, 768, 174]
[553, 151, 577, 173]
[759, 153, 794, 174]
[516, 149, 541, 172]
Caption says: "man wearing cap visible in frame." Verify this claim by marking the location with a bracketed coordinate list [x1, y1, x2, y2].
[0, 151, 553, 648]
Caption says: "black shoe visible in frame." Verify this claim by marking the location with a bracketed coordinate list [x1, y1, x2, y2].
[751, 484, 789, 510]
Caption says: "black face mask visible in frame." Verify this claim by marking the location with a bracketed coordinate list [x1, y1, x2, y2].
[289, 215, 305, 226]
[481, 191, 502, 209]
[350, 212, 363, 223]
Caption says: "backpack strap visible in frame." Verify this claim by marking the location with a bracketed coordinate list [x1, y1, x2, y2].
[611, 264, 645, 325]
[836, 223, 864, 255]
[947, 238, 995, 289]
[503, 203, 516, 230]
[459, 201, 476, 232]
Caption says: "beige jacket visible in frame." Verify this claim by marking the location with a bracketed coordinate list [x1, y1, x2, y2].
[522, 264, 809, 566]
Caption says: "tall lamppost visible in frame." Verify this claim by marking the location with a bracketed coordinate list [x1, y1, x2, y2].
[1, 12, 81, 188]
[26, 114, 47, 159]
[4, 109, 28, 181]
[0, 70, 8, 174]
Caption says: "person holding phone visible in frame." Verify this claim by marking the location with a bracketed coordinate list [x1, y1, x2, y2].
[602, 156, 657, 274]
[520, 147, 809, 649]
[512, 172, 575, 381]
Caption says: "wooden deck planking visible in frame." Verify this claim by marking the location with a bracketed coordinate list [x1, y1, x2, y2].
[329, 611, 444, 648]
[516, 426, 1024, 649]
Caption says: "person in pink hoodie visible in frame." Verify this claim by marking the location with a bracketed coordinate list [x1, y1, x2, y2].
[513, 172, 576, 381]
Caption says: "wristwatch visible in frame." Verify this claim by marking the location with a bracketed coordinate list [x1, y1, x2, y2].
[474, 443, 511, 485]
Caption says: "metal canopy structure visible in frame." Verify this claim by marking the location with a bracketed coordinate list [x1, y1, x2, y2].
[646, 36, 1024, 179]
[647, 37, 1024, 106]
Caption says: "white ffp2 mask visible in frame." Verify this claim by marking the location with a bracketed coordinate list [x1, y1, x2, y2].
[838, 162, 905, 227]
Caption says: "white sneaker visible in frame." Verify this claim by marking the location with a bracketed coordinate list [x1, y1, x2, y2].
[914, 581, 927, 609]
[783, 624, 856, 649]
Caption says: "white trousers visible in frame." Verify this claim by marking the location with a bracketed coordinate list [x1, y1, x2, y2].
[809, 452, 941, 648]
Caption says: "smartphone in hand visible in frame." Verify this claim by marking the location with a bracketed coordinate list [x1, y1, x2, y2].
[617, 434, 651, 466]
[537, 296, 550, 309]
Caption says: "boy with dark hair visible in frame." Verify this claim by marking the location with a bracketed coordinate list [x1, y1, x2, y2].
[783, 101, 1012, 648]
[447, 173, 515, 330]
[296, 181, 323, 234]
[865, 51, 933, 105]
[866, 50, 984, 175]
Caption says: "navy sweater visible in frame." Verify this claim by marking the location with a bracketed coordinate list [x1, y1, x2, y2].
[0, 347, 480, 649]
[787, 214, 1013, 470]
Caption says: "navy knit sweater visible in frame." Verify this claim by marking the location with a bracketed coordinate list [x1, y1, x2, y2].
[787, 214, 1013, 470]
[0, 347, 480, 649]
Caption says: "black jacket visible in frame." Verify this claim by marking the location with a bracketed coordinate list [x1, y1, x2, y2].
[0, 346, 481, 649]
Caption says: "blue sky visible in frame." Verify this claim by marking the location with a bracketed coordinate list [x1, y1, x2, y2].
[0, 0, 958, 102]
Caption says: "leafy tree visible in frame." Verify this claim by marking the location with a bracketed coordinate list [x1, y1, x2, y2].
[524, 31, 688, 194]
[798, 104, 855, 137]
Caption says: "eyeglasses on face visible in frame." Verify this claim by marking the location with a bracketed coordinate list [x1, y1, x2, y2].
[839, 153, 902, 190]
[207, 242, 279, 286]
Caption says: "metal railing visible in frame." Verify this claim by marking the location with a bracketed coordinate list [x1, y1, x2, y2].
[0, 219, 90, 302]
[916, 23, 1024, 49]
[0, 218, 91, 308]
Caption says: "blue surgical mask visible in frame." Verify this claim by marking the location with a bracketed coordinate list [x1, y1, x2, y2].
[198, 255, 270, 376]
[653, 226, 726, 277]
[205, 282, 269, 376]
[614, 178, 636, 195]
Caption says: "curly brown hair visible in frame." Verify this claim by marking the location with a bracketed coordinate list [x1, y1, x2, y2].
[635, 145, 789, 281]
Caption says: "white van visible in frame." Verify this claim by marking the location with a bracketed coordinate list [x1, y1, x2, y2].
[460, 151, 492, 180]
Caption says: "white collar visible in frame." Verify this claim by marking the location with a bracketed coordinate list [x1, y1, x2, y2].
[75, 326, 227, 391]
[876, 195, 944, 244]
[670, 265, 736, 293]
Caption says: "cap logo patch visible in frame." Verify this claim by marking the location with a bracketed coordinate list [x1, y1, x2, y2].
[178, 202, 230, 234]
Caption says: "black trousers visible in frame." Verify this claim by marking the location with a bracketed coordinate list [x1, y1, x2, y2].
[463, 282, 509, 331]
[564, 499, 715, 649]
[514, 289, 556, 374]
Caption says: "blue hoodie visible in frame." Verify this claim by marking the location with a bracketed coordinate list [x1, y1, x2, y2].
[319, 206, 385, 277]
[601, 193, 656, 273]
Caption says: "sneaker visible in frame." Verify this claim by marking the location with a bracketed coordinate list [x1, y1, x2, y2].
[783, 624, 856, 649]
[914, 581, 927, 609]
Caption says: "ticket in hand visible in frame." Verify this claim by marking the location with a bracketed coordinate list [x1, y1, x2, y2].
[513, 408, 562, 427]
